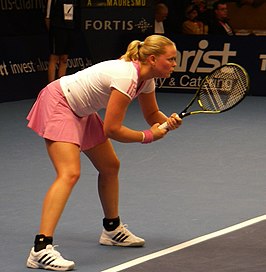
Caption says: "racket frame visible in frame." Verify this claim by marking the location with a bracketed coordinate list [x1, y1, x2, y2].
[158, 63, 250, 129]
[179, 63, 250, 118]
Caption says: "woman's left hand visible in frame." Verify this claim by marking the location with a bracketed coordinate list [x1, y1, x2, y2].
[166, 113, 182, 130]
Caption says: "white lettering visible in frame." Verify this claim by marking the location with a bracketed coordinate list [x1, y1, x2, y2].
[204, 78, 234, 91]
[180, 75, 190, 87]
[67, 58, 85, 69]
[259, 54, 266, 71]
[175, 40, 237, 73]
[106, 0, 146, 6]
[85, 20, 133, 31]
[93, 21, 103, 30]
[0, 61, 8, 76]
[36, 58, 49, 71]
[189, 40, 208, 73]
[0, 0, 45, 10]
[105, 21, 112, 30]
[155, 78, 166, 88]
[9, 60, 35, 74]
[180, 75, 203, 88]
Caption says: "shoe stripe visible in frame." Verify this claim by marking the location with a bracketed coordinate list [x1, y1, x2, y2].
[120, 235, 129, 242]
[38, 254, 56, 266]
[28, 246, 74, 270]
[38, 254, 49, 263]
[112, 232, 124, 241]
[46, 258, 56, 265]
[112, 232, 129, 242]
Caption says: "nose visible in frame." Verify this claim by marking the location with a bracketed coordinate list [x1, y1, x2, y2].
[172, 60, 177, 67]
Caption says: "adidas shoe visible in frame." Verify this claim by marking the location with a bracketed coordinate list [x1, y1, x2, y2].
[99, 224, 145, 247]
[26, 244, 75, 271]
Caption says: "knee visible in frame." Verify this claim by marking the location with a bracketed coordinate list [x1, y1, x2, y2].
[60, 170, 81, 188]
[100, 156, 120, 177]
[59, 55, 68, 64]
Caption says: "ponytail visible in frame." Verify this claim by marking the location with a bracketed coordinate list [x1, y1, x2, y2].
[120, 35, 175, 63]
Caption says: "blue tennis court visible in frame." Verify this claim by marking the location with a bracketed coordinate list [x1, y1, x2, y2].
[0, 92, 266, 272]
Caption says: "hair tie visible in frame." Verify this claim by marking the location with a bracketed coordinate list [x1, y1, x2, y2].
[138, 41, 144, 50]
[138, 41, 144, 53]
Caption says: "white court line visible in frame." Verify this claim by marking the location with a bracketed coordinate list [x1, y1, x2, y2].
[101, 214, 266, 272]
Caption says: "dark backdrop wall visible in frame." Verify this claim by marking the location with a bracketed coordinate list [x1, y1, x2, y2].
[0, 0, 265, 102]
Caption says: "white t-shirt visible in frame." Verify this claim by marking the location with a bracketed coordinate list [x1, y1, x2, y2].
[60, 59, 155, 117]
[154, 20, 165, 34]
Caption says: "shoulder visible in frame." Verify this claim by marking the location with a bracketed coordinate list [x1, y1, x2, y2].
[95, 60, 136, 77]
[96, 59, 133, 69]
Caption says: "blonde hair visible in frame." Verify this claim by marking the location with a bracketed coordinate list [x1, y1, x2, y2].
[120, 35, 175, 63]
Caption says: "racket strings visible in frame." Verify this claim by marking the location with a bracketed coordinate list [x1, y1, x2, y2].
[199, 65, 248, 112]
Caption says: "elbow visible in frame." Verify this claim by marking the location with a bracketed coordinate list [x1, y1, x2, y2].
[103, 125, 119, 140]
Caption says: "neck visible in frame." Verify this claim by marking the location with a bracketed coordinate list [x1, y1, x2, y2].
[138, 62, 155, 81]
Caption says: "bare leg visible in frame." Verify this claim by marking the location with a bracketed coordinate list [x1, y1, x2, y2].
[58, 54, 68, 79]
[47, 54, 59, 83]
[85, 140, 145, 247]
[39, 140, 81, 236]
[84, 139, 120, 219]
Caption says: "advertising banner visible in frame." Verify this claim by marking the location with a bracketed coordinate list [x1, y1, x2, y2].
[80, 0, 154, 62]
[0, 0, 92, 102]
[0, 33, 92, 102]
[156, 35, 266, 96]
[1, 1, 266, 102]
[0, 0, 154, 102]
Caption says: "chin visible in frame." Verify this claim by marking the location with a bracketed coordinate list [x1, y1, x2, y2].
[157, 72, 172, 78]
[158, 73, 169, 78]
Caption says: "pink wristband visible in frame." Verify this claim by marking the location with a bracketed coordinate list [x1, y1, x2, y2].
[142, 130, 154, 144]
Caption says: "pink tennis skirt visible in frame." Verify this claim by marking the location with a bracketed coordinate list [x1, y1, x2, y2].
[27, 80, 108, 151]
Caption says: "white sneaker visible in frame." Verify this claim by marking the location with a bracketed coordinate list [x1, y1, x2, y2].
[99, 224, 145, 247]
[26, 245, 75, 271]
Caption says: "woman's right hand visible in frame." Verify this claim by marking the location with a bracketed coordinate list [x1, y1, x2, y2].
[150, 123, 168, 141]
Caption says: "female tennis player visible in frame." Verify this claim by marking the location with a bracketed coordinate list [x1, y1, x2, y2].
[26, 34, 182, 271]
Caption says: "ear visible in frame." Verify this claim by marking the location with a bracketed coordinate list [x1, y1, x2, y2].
[147, 55, 157, 66]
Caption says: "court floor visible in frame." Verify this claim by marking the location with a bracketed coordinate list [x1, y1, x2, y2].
[104, 216, 266, 272]
[0, 92, 266, 272]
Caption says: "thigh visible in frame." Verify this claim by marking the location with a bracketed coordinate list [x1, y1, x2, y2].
[45, 139, 81, 175]
[83, 139, 119, 174]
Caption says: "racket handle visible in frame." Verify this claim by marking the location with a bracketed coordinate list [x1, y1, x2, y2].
[158, 122, 169, 130]
[158, 113, 180, 130]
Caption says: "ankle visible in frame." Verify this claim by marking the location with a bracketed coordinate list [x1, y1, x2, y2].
[103, 216, 120, 231]
[34, 234, 53, 252]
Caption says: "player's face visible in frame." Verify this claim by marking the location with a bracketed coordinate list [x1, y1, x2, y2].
[154, 45, 177, 78]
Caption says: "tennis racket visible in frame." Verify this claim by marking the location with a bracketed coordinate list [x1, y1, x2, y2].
[159, 63, 250, 129]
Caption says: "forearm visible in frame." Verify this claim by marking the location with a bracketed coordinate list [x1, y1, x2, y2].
[104, 125, 144, 143]
[144, 110, 168, 126]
